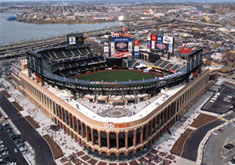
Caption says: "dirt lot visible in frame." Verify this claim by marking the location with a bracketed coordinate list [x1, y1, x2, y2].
[170, 129, 193, 156]
[191, 114, 217, 128]
[25, 115, 40, 129]
[2, 90, 11, 98]
[43, 134, 64, 159]
[12, 101, 23, 111]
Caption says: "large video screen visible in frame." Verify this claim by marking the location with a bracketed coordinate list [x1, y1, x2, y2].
[156, 43, 168, 51]
[115, 42, 128, 51]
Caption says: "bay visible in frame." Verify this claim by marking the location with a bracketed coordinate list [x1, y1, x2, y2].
[0, 12, 123, 46]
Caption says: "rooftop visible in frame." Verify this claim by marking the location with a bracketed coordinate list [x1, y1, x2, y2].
[22, 70, 185, 124]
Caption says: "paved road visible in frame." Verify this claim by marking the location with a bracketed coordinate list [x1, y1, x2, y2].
[207, 125, 235, 165]
[224, 111, 235, 120]
[0, 122, 28, 165]
[181, 119, 224, 161]
[0, 93, 55, 165]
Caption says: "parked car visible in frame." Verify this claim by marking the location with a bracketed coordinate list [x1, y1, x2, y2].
[0, 156, 9, 164]
[14, 148, 18, 153]
[16, 143, 25, 148]
[8, 131, 15, 137]
[11, 135, 20, 141]
[224, 144, 234, 150]
[0, 147, 7, 152]
[21, 149, 29, 155]
[14, 139, 23, 144]
[0, 150, 9, 157]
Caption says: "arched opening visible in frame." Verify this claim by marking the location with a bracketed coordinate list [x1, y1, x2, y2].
[143, 125, 147, 142]
[136, 128, 141, 145]
[100, 131, 107, 147]
[87, 127, 91, 142]
[118, 153, 125, 161]
[101, 152, 107, 160]
[82, 123, 86, 138]
[109, 153, 117, 161]
[87, 146, 92, 155]
[135, 148, 142, 157]
[152, 118, 156, 134]
[118, 132, 125, 148]
[109, 132, 116, 148]
[78, 120, 81, 135]
[93, 150, 99, 157]
[93, 129, 98, 145]
[127, 151, 134, 160]
[148, 122, 151, 137]
[128, 131, 133, 147]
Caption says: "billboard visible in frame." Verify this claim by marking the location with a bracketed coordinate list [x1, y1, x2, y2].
[156, 43, 168, 51]
[68, 36, 76, 45]
[147, 41, 151, 49]
[157, 35, 163, 43]
[151, 34, 156, 49]
[147, 32, 151, 41]
[163, 36, 174, 44]
[110, 36, 133, 58]
[103, 42, 109, 57]
[111, 42, 115, 55]
[168, 44, 173, 53]
[67, 34, 84, 45]
[112, 52, 132, 58]
[134, 40, 140, 58]
[115, 42, 128, 51]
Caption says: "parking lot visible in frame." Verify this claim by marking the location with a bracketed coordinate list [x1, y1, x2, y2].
[202, 84, 235, 114]
[0, 112, 28, 165]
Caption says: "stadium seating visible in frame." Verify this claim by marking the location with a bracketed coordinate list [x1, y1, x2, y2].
[154, 59, 180, 72]
[41, 45, 107, 77]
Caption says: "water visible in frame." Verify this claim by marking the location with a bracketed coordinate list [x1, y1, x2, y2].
[0, 12, 123, 46]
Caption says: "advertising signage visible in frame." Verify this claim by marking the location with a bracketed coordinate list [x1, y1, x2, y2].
[156, 43, 168, 51]
[157, 35, 163, 43]
[163, 36, 174, 44]
[115, 42, 128, 51]
[134, 40, 140, 58]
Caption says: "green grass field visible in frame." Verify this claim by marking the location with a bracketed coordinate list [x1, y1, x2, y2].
[75, 70, 156, 82]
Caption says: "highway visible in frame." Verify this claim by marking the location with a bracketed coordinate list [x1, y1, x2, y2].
[0, 93, 55, 165]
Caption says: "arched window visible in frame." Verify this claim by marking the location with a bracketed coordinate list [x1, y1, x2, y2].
[87, 127, 91, 142]
[109, 132, 116, 148]
[136, 128, 141, 145]
[118, 153, 125, 161]
[118, 132, 125, 148]
[143, 125, 147, 142]
[93, 129, 98, 145]
[128, 131, 133, 147]
[100, 131, 107, 147]
[82, 123, 86, 138]
[109, 153, 117, 161]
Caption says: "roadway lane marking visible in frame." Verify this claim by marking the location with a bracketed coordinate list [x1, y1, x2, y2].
[218, 117, 228, 122]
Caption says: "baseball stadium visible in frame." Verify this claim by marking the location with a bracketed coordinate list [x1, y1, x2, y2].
[11, 33, 210, 161]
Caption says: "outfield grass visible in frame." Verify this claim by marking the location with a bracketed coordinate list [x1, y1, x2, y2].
[75, 70, 156, 82]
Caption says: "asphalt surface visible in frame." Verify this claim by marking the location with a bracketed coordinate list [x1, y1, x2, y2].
[206, 124, 235, 165]
[0, 122, 28, 165]
[202, 84, 235, 114]
[181, 119, 224, 161]
[0, 93, 55, 165]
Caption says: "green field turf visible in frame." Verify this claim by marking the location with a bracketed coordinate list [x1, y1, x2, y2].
[75, 70, 156, 82]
